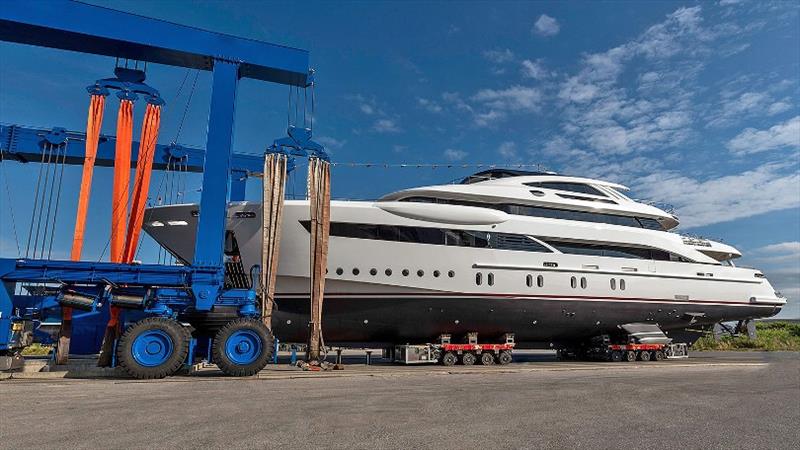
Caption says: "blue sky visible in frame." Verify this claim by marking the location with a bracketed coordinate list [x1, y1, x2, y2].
[0, 0, 798, 316]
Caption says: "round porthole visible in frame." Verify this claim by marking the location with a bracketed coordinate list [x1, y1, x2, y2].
[352, 268, 360, 276]
[402, 269, 409, 276]
[433, 270, 440, 278]
[385, 268, 393, 276]
[370, 268, 377, 276]
[448, 270, 455, 278]
[336, 268, 343, 275]
[417, 270, 424, 277]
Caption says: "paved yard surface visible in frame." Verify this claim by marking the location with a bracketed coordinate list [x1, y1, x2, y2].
[1, 352, 798, 449]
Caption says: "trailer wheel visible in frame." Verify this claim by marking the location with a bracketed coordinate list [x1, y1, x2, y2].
[639, 350, 651, 362]
[480, 352, 495, 365]
[654, 350, 665, 361]
[213, 318, 273, 376]
[117, 317, 190, 380]
[497, 351, 513, 365]
[610, 351, 623, 362]
[441, 352, 458, 366]
[461, 352, 476, 366]
[625, 351, 637, 362]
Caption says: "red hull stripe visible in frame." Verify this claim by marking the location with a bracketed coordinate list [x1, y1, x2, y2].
[275, 291, 784, 307]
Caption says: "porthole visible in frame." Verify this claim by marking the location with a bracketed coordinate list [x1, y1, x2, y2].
[476, 272, 483, 286]
[336, 268, 343, 275]
[580, 277, 587, 289]
[610, 278, 617, 290]
[369, 268, 377, 276]
[526, 274, 533, 288]
[417, 269, 424, 277]
[570, 276, 577, 289]
[620, 279, 626, 290]
[352, 268, 360, 276]
[433, 270, 441, 278]
[537, 275, 544, 287]
[448, 270, 455, 278]
[385, 268, 393, 276]
[487, 273, 494, 286]
[402, 269, 409, 276]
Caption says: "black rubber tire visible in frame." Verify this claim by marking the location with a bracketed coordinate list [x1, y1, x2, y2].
[610, 351, 623, 362]
[212, 318, 273, 377]
[639, 350, 651, 362]
[480, 352, 495, 365]
[497, 351, 513, 365]
[441, 352, 458, 366]
[117, 317, 190, 380]
[654, 350, 665, 361]
[625, 351, 637, 362]
[461, 352, 476, 366]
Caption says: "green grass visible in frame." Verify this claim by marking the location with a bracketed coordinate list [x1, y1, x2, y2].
[21, 343, 53, 356]
[693, 321, 800, 351]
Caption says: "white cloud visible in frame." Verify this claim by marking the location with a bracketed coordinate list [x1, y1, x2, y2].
[767, 101, 791, 115]
[726, 116, 800, 154]
[417, 97, 443, 113]
[521, 59, 549, 80]
[473, 110, 505, 127]
[443, 148, 467, 161]
[497, 141, 517, 159]
[707, 90, 793, 128]
[482, 48, 515, 64]
[754, 242, 800, 255]
[360, 104, 375, 115]
[632, 162, 800, 228]
[472, 86, 542, 112]
[373, 119, 401, 133]
[533, 14, 560, 37]
[315, 136, 345, 150]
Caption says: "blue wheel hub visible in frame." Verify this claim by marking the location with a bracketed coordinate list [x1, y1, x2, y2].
[131, 330, 174, 367]
[225, 330, 262, 365]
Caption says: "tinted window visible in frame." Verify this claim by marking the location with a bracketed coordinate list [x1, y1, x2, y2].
[398, 197, 662, 230]
[302, 221, 550, 253]
[525, 182, 607, 197]
[542, 239, 692, 262]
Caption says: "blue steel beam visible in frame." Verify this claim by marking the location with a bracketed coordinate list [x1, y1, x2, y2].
[0, 124, 264, 175]
[0, 258, 222, 287]
[0, 0, 310, 86]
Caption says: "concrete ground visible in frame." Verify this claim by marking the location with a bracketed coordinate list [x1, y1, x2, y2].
[1, 351, 798, 449]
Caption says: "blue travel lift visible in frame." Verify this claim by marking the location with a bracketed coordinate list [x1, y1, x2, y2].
[0, 1, 326, 378]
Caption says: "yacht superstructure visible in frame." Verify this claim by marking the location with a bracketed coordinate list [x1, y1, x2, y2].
[143, 169, 785, 348]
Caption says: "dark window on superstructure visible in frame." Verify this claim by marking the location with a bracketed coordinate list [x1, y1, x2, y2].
[541, 238, 693, 262]
[555, 193, 618, 204]
[301, 221, 552, 253]
[397, 197, 665, 231]
[524, 182, 607, 197]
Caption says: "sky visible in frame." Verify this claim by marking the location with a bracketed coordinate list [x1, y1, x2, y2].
[0, 0, 798, 317]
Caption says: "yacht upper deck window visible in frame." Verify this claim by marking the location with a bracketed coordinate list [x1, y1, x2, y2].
[398, 197, 666, 231]
[524, 182, 607, 197]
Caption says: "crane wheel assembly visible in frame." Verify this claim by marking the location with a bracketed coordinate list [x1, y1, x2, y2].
[116, 317, 191, 380]
[212, 318, 274, 377]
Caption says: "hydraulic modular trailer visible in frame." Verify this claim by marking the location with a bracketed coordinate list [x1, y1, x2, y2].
[0, 1, 325, 378]
[394, 333, 516, 366]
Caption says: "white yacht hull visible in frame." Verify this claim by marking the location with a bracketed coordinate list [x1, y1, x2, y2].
[143, 200, 784, 347]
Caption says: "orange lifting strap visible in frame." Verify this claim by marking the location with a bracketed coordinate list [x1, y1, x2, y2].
[71, 94, 106, 261]
[123, 103, 161, 263]
[110, 99, 134, 264]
